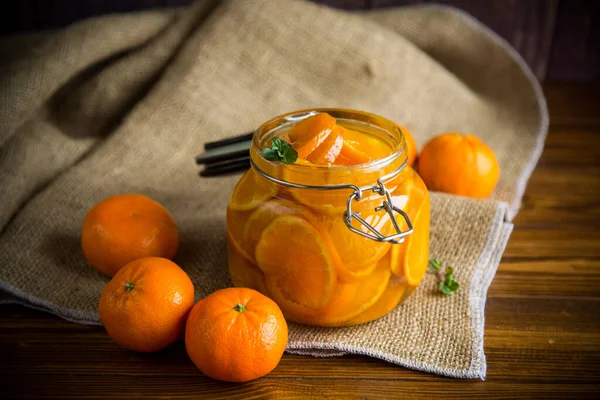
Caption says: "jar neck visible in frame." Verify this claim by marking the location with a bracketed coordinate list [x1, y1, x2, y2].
[250, 109, 408, 188]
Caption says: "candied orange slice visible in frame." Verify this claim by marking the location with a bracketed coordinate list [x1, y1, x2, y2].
[389, 243, 403, 278]
[293, 130, 332, 160]
[290, 114, 337, 159]
[255, 215, 336, 309]
[345, 274, 407, 325]
[282, 133, 396, 214]
[228, 169, 277, 211]
[282, 167, 355, 214]
[328, 207, 392, 271]
[336, 259, 378, 282]
[288, 113, 337, 142]
[334, 152, 353, 166]
[226, 207, 253, 262]
[388, 169, 428, 278]
[401, 193, 430, 286]
[306, 126, 344, 165]
[342, 127, 392, 160]
[242, 198, 345, 283]
[302, 211, 379, 282]
[278, 131, 291, 143]
[243, 199, 315, 259]
[307, 256, 391, 326]
[338, 139, 371, 165]
[228, 234, 268, 293]
[282, 160, 381, 215]
[244, 201, 368, 284]
[264, 276, 323, 323]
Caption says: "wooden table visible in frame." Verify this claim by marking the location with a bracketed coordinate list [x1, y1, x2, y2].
[1, 84, 599, 399]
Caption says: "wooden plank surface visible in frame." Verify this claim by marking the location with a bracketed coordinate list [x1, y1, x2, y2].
[1, 84, 600, 399]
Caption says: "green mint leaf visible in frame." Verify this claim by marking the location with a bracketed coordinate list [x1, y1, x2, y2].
[271, 137, 283, 151]
[262, 138, 297, 164]
[281, 147, 298, 164]
[440, 282, 453, 295]
[262, 147, 279, 161]
[431, 259, 460, 295]
[276, 146, 287, 159]
[429, 258, 441, 271]
[276, 140, 291, 156]
[444, 267, 456, 286]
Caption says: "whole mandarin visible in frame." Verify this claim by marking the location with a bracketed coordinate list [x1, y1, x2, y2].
[98, 257, 194, 352]
[417, 133, 500, 198]
[185, 287, 288, 382]
[81, 194, 179, 276]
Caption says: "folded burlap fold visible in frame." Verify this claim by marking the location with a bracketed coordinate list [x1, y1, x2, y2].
[0, 0, 547, 379]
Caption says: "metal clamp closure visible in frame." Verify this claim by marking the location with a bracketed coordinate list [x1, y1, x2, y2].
[251, 158, 413, 244]
[344, 179, 413, 244]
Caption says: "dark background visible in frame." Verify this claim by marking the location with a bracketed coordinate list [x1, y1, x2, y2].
[1, 0, 598, 82]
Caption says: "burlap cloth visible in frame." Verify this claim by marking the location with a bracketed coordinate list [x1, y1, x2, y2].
[0, 0, 547, 379]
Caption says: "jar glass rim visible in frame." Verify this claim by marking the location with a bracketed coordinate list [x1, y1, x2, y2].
[251, 108, 407, 173]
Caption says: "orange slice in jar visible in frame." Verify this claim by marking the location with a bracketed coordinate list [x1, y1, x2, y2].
[334, 152, 354, 166]
[256, 215, 336, 309]
[228, 169, 277, 211]
[306, 126, 344, 165]
[283, 124, 397, 213]
[264, 276, 323, 323]
[400, 192, 430, 286]
[336, 259, 378, 282]
[338, 139, 371, 165]
[244, 201, 370, 284]
[342, 127, 392, 160]
[387, 169, 430, 285]
[227, 234, 268, 294]
[282, 165, 356, 214]
[226, 207, 254, 262]
[275, 157, 313, 200]
[240, 196, 353, 287]
[243, 199, 316, 260]
[345, 274, 407, 325]
[308, 210, 379, 282]
[389, 243, 403, 278]
[283, 159, 399, 215]
[290, 113, 337, 159]
[327, 206, 393, 271]
[288, 113, 336, 142]
[294, 130, 332, 160]
[307, 256, 391, 326]
[387, 168, 422, 273]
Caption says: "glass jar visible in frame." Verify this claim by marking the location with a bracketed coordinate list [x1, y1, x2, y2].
[226, 109, 430, 326]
